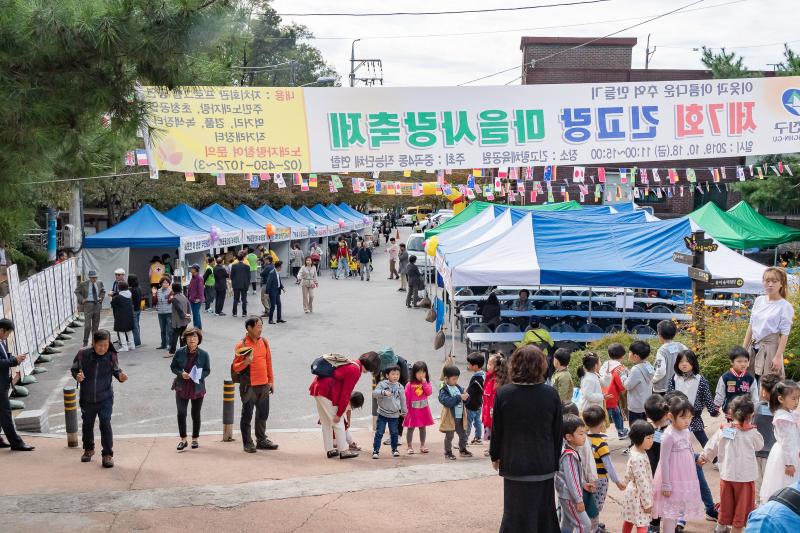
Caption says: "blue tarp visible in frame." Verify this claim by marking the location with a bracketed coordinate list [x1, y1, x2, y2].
[84, 204, 204, 249]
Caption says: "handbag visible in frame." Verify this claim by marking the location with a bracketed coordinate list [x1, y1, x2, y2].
[439, 403, 455, 433]
[425, 307, 437, 323]
[433, 329, 445, 349]
[418, 297, 432, 309]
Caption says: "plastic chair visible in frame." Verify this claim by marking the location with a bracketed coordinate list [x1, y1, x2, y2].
[455, 288, 473, 297]
[578, 323, 604, 334]
[649, 305, 673, 314]
[534, 289, 553, 296]
[495, 323, 521, 333]
[632, 325, 657, 336]
[560, 301, 577, 311]
[525, 323, 549, 332]
[632, 304, 646, 313]
[604, 324, 623, 334]
[550, 322, 576, 333]
[461, 303, 479, 312]
[532, 300, 548, 310]
[561, 290, 579, 297]
[465, 323, 495, 352]
[599, 303, 616, 312]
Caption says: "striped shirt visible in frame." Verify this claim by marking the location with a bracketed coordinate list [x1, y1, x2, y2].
[589, 433, 611, 479]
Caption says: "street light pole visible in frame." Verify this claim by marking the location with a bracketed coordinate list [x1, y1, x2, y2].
[350, 38, 361, 87]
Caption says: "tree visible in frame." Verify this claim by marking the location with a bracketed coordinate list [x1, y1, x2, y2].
[700, 47, 761, 78]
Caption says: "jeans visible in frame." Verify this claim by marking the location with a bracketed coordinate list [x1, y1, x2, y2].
[693, 428, 709, 448]
[360, 262, 370, 280]
[176, 395, 204, 439]
[444, 417, 468, 455]
[608, 407, 626, 435]
[240, 384, 270, 447]
[232, 289, 248, 316]
[467, 409, 482, 440]
[268, 290, 282, 321]
[695, 452, 716, 515]
[204, 286, 215, 310]
[81, 398, 114, 456]
[157, 313, 172, 348]
[131, 310, 141, 346]
[336, 258, 349, 279]
[406, 285, 419, 307]
[190, 302, 202, 329]
[373, 415, 399, 453]
[628, 410, 646, 425]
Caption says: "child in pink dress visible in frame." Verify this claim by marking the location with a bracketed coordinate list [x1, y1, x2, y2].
[652, 395, 706, 531]
[404, 361, 434, 454]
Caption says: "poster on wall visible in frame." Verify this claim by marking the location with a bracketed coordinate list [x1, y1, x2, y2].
[37, 273, 53, 345]
[44, 267, 59, 334]
[140, 77, 800, 173]
[27, 275, 46, 352]
[19, 279, 37, 358]
[7, 265, 33, 375]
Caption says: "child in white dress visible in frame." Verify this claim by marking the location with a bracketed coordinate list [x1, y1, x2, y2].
[760, 380, 800, 501]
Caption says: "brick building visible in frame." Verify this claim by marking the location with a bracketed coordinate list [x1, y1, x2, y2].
[519, 36, 746, 217]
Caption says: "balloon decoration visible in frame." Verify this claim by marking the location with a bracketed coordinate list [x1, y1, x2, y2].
[337, 218, 345, 229]
[362, 215, 370, 225]
[209, 225, 220, 246]
[425, 236, 438, 257]
[266, 223, 276, 238]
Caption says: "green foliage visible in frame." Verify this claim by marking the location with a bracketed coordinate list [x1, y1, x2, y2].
[566, 331, 669, 383]
[777, 44, 800, 76]
[784, 291, 800, 380]
[700, 47, 761, 79]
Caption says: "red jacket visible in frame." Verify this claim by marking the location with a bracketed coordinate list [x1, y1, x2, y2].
[605, 365, 625, 409]
[309, 360, 362, 418]
[482, 371, 497, 429]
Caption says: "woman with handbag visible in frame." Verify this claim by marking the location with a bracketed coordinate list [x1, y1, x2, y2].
[170, 327, 210, 451]
[297, 256, 319, 314]
[743, 266, 794, 380]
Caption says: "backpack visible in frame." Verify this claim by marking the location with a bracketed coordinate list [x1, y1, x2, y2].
[772, 486, 800, 516]
[311, 353, 351, 378]
[230, 337, 263, 384]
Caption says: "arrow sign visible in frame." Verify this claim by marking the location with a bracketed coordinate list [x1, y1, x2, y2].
[672, 252, 693, 265]
[701, 278, 744, 289]
[684, 235, 718, 253]
[688, 267, 711, 283]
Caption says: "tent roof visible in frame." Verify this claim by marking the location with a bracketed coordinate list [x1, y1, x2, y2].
[202, 204, 267, 245]
[273, 205, 329, 237]
[425, 200, 585, 238]
[439, 214, 770, 293]
[84, 204, 207, 249]
[688, 202, 770, 250]
[297, 205, 341, 231]
[337, 203, 367, 220]
[258, 205, 307, 229]
[327, 204, 369, 227]
[234, 205, 298, 241]
[311, 205, 353, 231]
[163, 204, 239, 234]
[726, 201, 800, 246]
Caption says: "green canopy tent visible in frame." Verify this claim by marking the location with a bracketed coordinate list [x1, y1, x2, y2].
[424, 200, 582, 239]
[689, 201, 780, 250]
[726, 201, 800, 247]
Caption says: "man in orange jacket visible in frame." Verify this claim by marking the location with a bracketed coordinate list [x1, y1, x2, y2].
[232, 317, 278, 453]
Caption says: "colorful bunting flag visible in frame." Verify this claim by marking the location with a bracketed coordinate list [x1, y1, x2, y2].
[619, 168, 628, 184]
[736, 166, 745, 181]
[260, 172, 271, 181]
[124, 150, 136, 167]
[543, 165, 553, 182]
[136, 149, 148, 166]
[573, 166, 585, 183]
[597, 167, 606, 183]
[332, 175, 343, 188]
[216, 173, 226, 186]
[639, 168, 648, 184]
[652, 169, 661, 182]
[686, 169, 697, 183]
[328, 181, 336, 193]
[249, 174, 259, 189]
[309, 174, 318, 187]
[184, 172, 195, 182]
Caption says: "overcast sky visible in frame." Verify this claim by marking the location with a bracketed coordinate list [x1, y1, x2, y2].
[270, 0, 798, 87]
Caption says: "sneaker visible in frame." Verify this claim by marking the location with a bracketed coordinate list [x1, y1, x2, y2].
[483, 449, 490, 457]
[256, 439, 278, 450]
[444, 453, 456, 460]
[618, 431, 629, 439]
[459, 450, 473, 458]
[243, 445, 257, 453]
[392, 450, 400, 457]
[339, 450, 359, 460]
[102, 455, 114, 468]
[232, 313, 237, 317]
[470, 438, 482, 445]
[81, 450, 94, 463]
[326, 450, 339, 458]
[622, 447, 630, 455]
[705, 510, 719, 521]
[372, 452, 380, 459]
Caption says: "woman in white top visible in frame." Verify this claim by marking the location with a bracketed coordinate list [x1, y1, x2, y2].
[743, 267, 795, 379]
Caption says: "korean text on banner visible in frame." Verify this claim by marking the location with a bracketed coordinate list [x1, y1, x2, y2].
[138, 86, 311, 173]
[141, 78, 800, 173]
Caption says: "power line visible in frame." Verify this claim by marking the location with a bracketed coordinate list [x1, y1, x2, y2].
[659, 38, 800, 51]
[277, 0, 612, 17]
[24, 171, 149, 185]
[457, 0, 706, 85]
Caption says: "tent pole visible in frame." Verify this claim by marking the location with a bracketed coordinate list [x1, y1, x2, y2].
[588, 287, 593, 324]
[774, 247, 778, 266]
[621, 288, 627, 332]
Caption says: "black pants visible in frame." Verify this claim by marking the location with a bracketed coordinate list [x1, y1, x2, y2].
[628, 410, 647, 425]
[176, 395, 204, 439]
[291, 266, 300, 278]
[268, 290, 282, 321]
[81, 398, 114, 456]
[204, 286, 215, 310]
[170, 326, 187, 354]
[240, 384, 270, 447]
[0, 386, 24, 447]
[214, 288, 226, 314]
[232, 288, 248, 315]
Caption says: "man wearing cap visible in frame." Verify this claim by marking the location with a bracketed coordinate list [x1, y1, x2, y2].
[75, 271, 105, 346]
[232, 317, 278, 453]
[109, 268, 126, 298]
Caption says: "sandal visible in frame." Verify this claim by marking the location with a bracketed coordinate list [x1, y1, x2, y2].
[407, 448, 415, 455]
[348, 442, 361, 451]
[420, 447, 429, 454]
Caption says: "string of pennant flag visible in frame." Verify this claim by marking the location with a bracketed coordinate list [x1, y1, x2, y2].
[124, 149, 795, 204]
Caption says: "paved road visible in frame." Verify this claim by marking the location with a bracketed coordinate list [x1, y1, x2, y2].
[20, 227, 454, 436]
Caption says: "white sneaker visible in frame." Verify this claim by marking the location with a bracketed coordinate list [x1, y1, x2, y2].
[119, 343, 128, 352]
[128, 341, 136, 351]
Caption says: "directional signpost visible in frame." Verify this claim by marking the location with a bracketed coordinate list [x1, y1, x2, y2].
[675, 230, 743, 343]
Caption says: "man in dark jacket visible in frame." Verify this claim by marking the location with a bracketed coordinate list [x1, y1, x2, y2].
[230, 251, 251, 317]
[0, 319, 34, 451]
[264, 260, 286, 324]
[357, 242, 372, 281]
[70, 329, 128, 468]
[212, 256, 229, 316]
[405, 255, 422, 308]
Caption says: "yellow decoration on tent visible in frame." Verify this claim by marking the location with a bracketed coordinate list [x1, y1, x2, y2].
[425, 236, 438, 257]
[402, 170, 412, 177]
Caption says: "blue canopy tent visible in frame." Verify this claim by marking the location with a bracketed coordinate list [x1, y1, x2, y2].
[311, 204, 354, 232]
[163, 204, 243, 248]
[83, 204, 210, 302]
[250, 205, 309, 241]
[202, 204, 268, 247]
[326, 204, 366, 229]
[235, 204, 298, 267]
[275, 205, 329, 238]
[337, 203, 369, 222]
[297, 205, 342, 235]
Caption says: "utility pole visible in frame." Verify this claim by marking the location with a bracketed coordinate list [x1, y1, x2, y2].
[349, 39, 384, 87]
[289, 60, 298, 86]
[645, 34, 657, 70]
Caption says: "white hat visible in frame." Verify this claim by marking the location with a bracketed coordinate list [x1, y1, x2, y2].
[114, 268, 126, 275]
